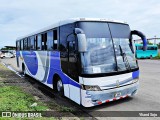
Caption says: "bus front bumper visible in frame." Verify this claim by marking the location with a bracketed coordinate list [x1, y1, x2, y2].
[81, 82, 139, 107]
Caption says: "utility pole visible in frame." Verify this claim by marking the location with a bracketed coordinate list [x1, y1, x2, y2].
[154, 35, 156, 45]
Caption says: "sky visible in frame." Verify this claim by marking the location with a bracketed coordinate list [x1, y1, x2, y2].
[0, 0, 160, 48]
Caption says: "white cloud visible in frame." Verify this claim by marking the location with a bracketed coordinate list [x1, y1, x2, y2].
[0, 0, 160, 48]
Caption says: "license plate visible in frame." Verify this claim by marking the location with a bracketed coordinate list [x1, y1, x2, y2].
[114, 92, 121, 97]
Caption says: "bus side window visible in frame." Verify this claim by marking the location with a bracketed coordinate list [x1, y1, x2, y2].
[27, 37, 31, 50]
[54, 30, 57, 50]
[37, 34, 42, 50]
[21, 39, 23, 50]
[30, 36, 35, 50]
[42, 33, 47, 50]
[155, 47, 157, 50]
[16, 41, 20, 50]
[47, 31, 54, 50]
[23, 38, 28, 50]
[147, 47, 151, 50]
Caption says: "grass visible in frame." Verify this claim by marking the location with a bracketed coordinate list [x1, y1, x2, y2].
[0, 63, 15, 78]
[0, 63, 8, 70]
[0, 86, 49, 111]
[0, 63, 78, 119]
[153, 53, 160, 59]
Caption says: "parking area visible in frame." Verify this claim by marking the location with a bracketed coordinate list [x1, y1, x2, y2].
[0, 58, 160, 119]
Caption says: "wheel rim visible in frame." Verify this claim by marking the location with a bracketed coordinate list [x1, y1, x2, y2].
[57, 80, 62, 92]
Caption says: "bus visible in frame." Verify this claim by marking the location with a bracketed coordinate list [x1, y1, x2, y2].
[16, 18, 147, 107]
[135, 44, 158, 59]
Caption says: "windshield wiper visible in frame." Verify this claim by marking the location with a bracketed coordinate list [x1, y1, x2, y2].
[119, 45, 131, 71]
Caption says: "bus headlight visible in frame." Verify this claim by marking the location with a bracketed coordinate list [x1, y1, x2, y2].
[82, 85, 102, 91]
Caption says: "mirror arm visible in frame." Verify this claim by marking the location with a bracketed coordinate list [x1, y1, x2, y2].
[129, 35, 134, 53]
[74, 28, 84, 35]
[131, 30, 147, 51]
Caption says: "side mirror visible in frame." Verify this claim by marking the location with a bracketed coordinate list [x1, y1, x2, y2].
[74, 28, 87, 52]
[131, 30, 147, 51]
[77, 34, 87, 52]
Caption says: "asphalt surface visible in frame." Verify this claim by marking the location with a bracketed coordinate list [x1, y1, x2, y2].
[0, 58, 160, 119]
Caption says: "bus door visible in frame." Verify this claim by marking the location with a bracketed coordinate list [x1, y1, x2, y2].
[67, 37, 81, 104]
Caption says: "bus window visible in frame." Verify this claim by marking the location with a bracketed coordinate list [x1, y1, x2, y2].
[47, 31, 54, 50]
[147, 47, 153, 50]
[59, 24, 74, 51]
[28, 37, 31, 50]
[16, 41, 20, 50]
[68, 40, 78, 81]
[37, 34, 42, 50]
[30, 36, 35, 50]
[23, 38, 28, 50]
[20, 40, 23, 50]
[42, 33, 47, 50]
[155, 47, 157, 50]
[138, 46, 143, 50]
[54, 30, 57, 50]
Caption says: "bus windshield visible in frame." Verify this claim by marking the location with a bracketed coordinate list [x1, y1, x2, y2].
[77, 22, 138, 74]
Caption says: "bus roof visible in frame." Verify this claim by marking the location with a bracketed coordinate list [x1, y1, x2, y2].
[16, 18, 128, 40]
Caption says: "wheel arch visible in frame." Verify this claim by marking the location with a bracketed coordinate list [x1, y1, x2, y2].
[52, 73, 62, 91]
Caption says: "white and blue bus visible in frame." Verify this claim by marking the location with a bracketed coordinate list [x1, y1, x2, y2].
[16, 18, 147, 107]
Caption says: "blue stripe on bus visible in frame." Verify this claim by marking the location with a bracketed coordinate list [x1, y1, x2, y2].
[22, 51, 38, 75]
[46, 51, 61, 84]
[132, 70, 139, 79]
[69, 80, 81, 88]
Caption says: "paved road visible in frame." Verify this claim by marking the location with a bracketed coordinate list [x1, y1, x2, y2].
[0, 58, 160, 119]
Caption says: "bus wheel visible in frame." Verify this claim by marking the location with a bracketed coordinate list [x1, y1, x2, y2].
[56, 78, 64, 96]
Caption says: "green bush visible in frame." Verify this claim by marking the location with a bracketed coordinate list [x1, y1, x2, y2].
[153, 53, 160, 59]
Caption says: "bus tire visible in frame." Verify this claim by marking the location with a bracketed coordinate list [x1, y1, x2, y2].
[54, 76, 64, 96]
